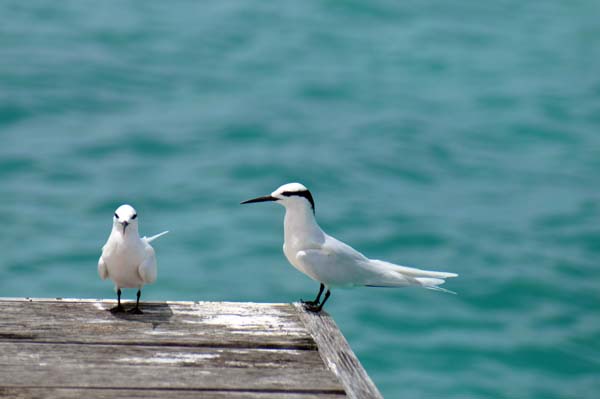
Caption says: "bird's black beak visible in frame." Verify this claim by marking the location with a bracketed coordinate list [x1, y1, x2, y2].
[122, 221, 129, 234]
[240, 195, 278, 205]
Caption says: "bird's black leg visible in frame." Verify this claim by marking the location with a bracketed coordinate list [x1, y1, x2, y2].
[109, 289, 125, 313]
[301, 283, 324, 307]
[304, 289, 331, 313]
[128, 289, 143, 314]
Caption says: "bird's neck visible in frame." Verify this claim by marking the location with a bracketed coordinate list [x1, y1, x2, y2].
[283, 205, 323, 246]
[111, 227, 139, 243]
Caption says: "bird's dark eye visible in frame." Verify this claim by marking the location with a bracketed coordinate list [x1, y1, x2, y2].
[114, 213, 119, 219]
[131, 214, 137, 220]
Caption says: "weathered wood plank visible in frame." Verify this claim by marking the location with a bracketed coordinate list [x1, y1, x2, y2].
[295, 303, 383, 399]
[0, 299, 314, 349]
[0, 299, 382, 398]
[0, 388, 346, 399]
[0, 342, 325, 369]
[1, 364, 344, 392]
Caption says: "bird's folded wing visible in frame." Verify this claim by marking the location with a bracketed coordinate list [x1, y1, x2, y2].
[297, 248, 446, 288]
[370, 259, 458, 279]
[138, 246, 157, 284]
[98, 256, 109, 280]
[296, 248, 373, 287]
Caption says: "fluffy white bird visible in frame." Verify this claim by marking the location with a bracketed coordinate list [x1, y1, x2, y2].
[98, 204, 168, 314]
[241, 183, 457, 312]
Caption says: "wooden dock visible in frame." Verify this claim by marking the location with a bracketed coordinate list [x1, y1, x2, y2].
[0, 298, 382, 399]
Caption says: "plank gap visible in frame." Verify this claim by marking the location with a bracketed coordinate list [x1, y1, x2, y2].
[0, 386, 346, 394]
[0, 339, 317, 351]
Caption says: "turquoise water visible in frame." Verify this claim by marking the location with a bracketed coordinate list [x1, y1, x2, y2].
[2, 1, 600, 397]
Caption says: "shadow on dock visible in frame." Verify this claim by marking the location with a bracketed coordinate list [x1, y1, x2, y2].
[105, 302, 174, 329]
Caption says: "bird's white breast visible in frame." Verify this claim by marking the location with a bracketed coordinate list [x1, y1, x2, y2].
[103, 235, 147, 289]
[282, 210, 326, 282]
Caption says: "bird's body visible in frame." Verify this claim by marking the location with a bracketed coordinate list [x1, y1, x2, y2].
[99, 232, 159, 289]
[98, 204, 167, 313]
[242, 182, 457, 312]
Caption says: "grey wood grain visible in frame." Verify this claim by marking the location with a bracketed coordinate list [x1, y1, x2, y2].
[0, 342, 326, 369]
[0, 388, 346, 399]
[0, 299, 382, 398]
[295, 303, 383, 399]
[1, 363, 344, 392]
[0, 299, 315, 349]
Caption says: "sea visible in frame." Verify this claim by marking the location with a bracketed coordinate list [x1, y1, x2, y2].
[1, 1, 599, 397]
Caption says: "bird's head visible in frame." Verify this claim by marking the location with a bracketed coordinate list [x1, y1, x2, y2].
[241, 182, 315, 214]
[113, 204, 139, 235]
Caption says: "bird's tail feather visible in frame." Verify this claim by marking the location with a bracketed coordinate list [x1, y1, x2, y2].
[365, 260, 457, 293]
[371, 259, 458, 279]
[144, 230, 169, 243]
[416, 277, 457, 295]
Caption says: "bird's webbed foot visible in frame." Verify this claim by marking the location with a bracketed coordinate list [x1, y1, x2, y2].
[300, 299, 319, 306]
[302, 302, 324, 313]
[127, 306, 144, 315]
[109, 305, 125, 313]
[301, 284, 325, 308]
[302, 288, 330, 313]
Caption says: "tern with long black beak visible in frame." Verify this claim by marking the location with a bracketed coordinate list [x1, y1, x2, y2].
[241, 183, 458, 312]
[98, 204, 168, 314]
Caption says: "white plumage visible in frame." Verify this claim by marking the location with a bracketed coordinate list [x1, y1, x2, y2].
[98, 204, 168, 314]
[242, 182, 457, 312]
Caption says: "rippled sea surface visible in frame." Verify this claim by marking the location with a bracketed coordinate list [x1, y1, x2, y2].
[2, 1, 600, 397]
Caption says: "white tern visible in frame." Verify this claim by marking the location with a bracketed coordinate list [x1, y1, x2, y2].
[241, 183, 457, 312]
[98, 204, 168, 314]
